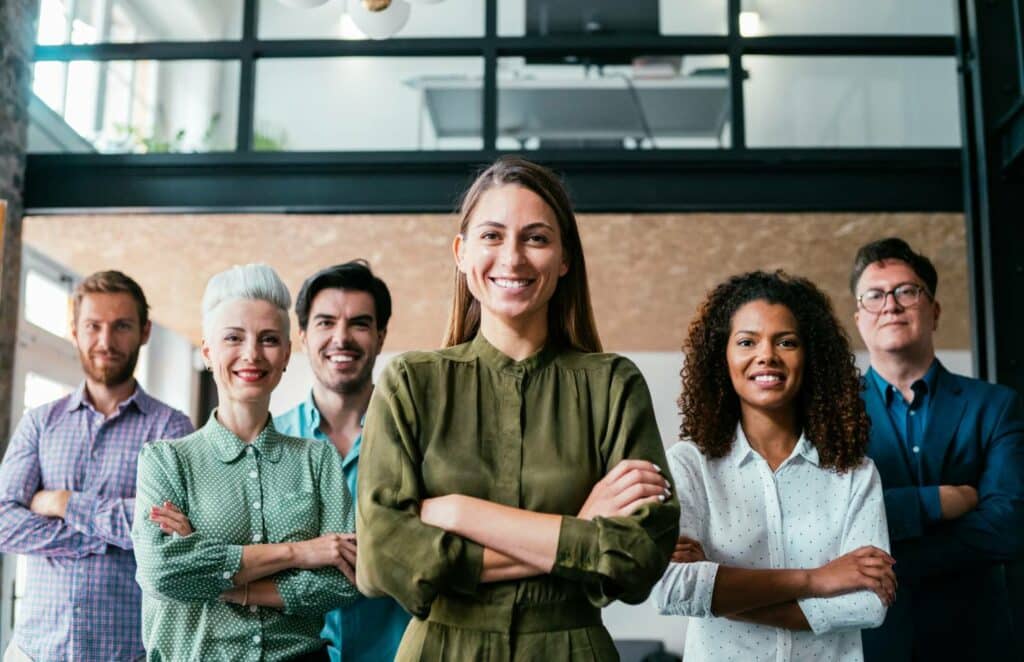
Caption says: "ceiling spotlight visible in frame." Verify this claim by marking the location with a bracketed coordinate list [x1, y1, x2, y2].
[348, 0, 410, 38]
[739, 11, 761, 37]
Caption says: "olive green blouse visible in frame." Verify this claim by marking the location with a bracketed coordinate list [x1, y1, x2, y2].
[357, 334, 680, 661]
[132, 413, 359, 662]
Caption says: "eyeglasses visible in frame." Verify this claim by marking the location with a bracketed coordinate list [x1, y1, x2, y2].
[857, 283, 931, 313]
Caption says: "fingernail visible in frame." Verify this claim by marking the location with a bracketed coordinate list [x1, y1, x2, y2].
[652, 464, 662, 473]
[658, 494, 666, 502]
[663, 488, 672, 497]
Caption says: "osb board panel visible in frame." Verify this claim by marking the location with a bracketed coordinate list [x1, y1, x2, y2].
[23, 213, 967, 351]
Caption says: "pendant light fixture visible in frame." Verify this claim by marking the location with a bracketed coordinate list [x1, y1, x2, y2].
[278, 0, 431, 39]
[347, 0, 411, 39]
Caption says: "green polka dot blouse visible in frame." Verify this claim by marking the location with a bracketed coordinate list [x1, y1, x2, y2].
[132, 411, 359, 661]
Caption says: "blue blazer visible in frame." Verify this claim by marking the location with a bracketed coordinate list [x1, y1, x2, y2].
[861, 362, 1024, 662]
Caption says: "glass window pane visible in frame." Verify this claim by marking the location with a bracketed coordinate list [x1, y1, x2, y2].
[23, 372, 75, 413]
[259, 0, 483, 39]
[497, 55, 731, 150]
[500, 0, 726, 37]
[749, 0, 954, 35]
[35, 0, 243, 44]
[24, 269, 70, 338]
[254, 57, 483, 151]
[28, 60, 240, 154]
[744, 56, 960, 147]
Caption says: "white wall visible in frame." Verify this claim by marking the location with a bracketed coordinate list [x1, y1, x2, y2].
[272, 346, 972, 655]
[138, 323, 201, 424]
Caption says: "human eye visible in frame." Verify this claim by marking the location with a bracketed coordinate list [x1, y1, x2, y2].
[736, 337, 755, 347]
[861, 289, 884, 303]
[260, 334, 281, 345]
[224, 333, 242, 343]
[479, 230, 501, 242]
[779, 336, 801, 349]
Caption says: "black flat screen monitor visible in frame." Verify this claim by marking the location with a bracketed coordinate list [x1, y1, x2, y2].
[526, 0, 660, 36]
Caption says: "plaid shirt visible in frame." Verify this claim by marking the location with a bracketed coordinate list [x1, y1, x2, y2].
[0, 382, 193, 662]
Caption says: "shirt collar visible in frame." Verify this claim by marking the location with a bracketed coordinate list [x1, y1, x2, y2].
[65, 380, 151, 415]
[204, 409, 283, 463]
[303, 391, 365, 466]
[731, 423, 818, 468]
[470, 332, 557, 374]
[869, 359, 938, 406]
[303, 391, 323, 431]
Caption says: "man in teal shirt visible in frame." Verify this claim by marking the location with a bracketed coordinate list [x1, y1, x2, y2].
[275, 261, 409, 661]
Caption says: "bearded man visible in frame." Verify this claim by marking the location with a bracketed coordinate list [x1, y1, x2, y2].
[0, 270, 193, 662]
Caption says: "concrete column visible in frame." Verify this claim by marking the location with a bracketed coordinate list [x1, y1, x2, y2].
[0, 0, 40, 453]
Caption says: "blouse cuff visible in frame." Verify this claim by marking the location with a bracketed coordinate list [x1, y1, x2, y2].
[447, 537, 485, 596]
[551, 516, 599, 579]
[219, 544, 244, 588]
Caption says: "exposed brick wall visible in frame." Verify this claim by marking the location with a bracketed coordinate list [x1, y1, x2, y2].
[24, 212, 968, 352]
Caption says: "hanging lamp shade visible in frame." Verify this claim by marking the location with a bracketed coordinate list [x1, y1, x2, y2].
[277, 0, 331, 8]
[348, 0, 410, 38]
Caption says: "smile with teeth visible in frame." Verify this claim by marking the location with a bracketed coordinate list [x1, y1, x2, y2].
[752, 373, 784, 384]
[491, 277, 534, 290]
[328, 355, 357, 364]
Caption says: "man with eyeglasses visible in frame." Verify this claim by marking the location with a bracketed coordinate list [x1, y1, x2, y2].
[851, 237, 1024, 662]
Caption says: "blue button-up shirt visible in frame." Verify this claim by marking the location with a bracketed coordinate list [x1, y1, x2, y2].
[275, 393, 410, 662]
[869, 360, 942, 523]
[0, 382, 193, 661]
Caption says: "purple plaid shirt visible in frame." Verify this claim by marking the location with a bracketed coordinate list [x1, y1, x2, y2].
[0, 382, 192, 662]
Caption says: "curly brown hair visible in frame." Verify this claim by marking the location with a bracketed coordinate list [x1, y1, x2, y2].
[679, 270, 869, 472]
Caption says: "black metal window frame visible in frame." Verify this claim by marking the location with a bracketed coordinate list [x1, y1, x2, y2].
[26, 0, 964, 213]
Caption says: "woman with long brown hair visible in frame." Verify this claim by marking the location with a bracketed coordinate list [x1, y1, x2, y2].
[356, 156, 679, 660]
[655, 270, 893, 661]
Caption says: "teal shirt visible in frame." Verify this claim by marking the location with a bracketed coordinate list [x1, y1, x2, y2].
[275, 393, 411, 662]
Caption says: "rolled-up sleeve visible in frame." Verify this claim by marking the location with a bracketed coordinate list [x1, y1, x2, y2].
[0, 411, 105, 558]
[654, 442, 718, 617]
[132, 442, 243, 602]
[549, 359, 680, 606]
[797, 460, 890, 634]
[356, 360, 484, 619]
[276, 442, 360, 617]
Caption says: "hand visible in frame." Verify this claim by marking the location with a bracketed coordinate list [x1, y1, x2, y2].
[577, 460, 671, 521]
[29, 490, 71, 519]
[808, 546, 897, 606]
[219, 585, 246, 605]
[293, 534, 357, 583]
[150, 501, 193, 536]
[939, 485, 979, 520]
[671, 536, 707, 563]
[420, 494, 463, 532]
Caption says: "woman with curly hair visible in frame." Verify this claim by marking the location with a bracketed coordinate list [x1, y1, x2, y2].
[654, 270, 893, 662]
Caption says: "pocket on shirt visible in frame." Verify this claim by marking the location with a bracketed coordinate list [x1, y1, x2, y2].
[265, 490, 321, 542]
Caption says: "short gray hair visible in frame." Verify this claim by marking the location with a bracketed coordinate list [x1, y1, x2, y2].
[202, 264, 292, 338]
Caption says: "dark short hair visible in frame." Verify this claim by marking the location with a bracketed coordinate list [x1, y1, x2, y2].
[295, 260, 392, 331]
[73, 270, 150, 327]
[849, 237, 938, 296]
